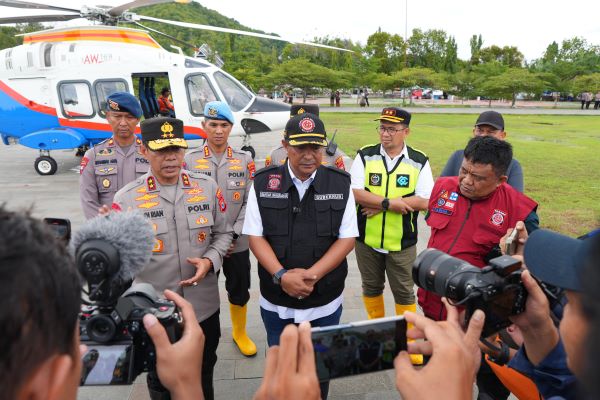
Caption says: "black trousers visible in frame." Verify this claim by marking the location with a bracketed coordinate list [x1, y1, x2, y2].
[222, 250, 251, 306]
[147, 310, 221, 400]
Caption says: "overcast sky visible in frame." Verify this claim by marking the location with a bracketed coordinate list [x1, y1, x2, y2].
[3, 0, 600, 61]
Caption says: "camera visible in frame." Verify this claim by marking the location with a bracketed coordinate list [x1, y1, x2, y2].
[413, 249, 527, 337]
[69, 214, 182, 385]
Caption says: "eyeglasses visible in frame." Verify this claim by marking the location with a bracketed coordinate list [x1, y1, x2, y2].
[376, 125, 406, 135]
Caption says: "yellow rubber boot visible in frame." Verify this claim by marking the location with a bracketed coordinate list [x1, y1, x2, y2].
[230, 303, 257, 357]
[362, 294, 385, 319]
[395, 303, 423, 365]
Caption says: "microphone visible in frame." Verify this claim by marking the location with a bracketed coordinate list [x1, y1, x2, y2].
[70, 211, 154, 304]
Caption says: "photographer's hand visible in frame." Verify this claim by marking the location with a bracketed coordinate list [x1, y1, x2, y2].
[254, 321, 320, 400]
[509, 270, 559, 365]
[143, 290, 204, 400]
[394, 299, 485, 400]
[500, 221, 528, 255]
[181, 257, 213, 286]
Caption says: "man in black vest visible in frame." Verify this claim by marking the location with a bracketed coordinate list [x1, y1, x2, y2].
[242, 113, 357, 397]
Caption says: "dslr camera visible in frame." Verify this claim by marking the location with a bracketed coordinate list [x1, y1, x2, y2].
[77, 237, 182, 385]
[413, 249, 527, 337]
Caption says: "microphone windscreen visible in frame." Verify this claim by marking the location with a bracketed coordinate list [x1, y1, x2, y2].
[71, 211, 155, 282]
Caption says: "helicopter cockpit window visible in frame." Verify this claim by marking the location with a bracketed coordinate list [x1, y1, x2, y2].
[213, 71, 252, 112]
[94, 80, 129, 118]
[186, 74, 218, 116]
[58, 81, 94, 119]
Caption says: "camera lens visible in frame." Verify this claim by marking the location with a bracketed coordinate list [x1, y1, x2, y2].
[412, 249, 480, 301]
[86, 314, 117, 343]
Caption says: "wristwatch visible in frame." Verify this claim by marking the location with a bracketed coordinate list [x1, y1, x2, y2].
[381, 197, 390, 211]
[272, 269, 287, 285]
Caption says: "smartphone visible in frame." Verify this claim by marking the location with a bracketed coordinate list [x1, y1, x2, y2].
[311, 316, 407, 382]
[80, 342, 135, 385]
[504, 227, 519, 255]
[43, 217, 71, 243]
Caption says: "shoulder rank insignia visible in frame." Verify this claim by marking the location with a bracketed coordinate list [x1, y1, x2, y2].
[181, 173, 191, 188]
[107, 138, 115, 146]
[335, 156, 345, 170]
[227, 146, 233, 158]
[136, 137, 142, 145]
[147, 176, 157, 191]
[204, 146, 210, 157]
[264, 156, 272, 167]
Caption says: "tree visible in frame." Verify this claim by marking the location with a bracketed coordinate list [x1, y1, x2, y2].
[572, 73, 600, 94]
[477, 45, 524, 67]
[390, 67, 438, 104]
[446, 70, 477, 103]
[480, 68, 546, 107]
[263, 58, 347, 103]
[469, 34, 483, 66]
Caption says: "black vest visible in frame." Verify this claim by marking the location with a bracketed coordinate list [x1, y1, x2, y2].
[255, 164, 351, 309]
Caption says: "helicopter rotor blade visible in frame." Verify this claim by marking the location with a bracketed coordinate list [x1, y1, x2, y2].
[108, 0, 190, 17]
[136, 15, 353, 52]
[0, 13, 80, 24]
[0, 0, 79, 13]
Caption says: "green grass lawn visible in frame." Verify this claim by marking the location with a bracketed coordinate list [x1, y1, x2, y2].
[320, 112, 600, 236]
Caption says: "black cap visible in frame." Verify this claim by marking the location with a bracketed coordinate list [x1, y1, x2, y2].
[284, 113, 327, 146]
[374, 107, 411, 125]
[290, 104, 319, 117]
[475, 111, 504, 131]
[141, 117, 188, 151]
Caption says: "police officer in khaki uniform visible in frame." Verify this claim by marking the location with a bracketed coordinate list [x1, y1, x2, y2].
[79, 92, 148, 219]
[183, 101, 258, 357]
[264, 104, 346, 170]
[113, 117, 232, 400]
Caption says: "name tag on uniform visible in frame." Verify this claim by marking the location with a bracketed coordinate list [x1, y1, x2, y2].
[314, 194, 344, 200]
[259, 192, 288, 199]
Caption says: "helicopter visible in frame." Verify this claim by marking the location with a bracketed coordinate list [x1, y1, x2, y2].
[0, 0, 350, 175]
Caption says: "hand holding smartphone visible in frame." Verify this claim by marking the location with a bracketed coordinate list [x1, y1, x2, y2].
[504, 227, 519, 255]
[311, 316, 407, 382]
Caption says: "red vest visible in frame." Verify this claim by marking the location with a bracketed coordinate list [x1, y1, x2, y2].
[417, 177, 538, 320]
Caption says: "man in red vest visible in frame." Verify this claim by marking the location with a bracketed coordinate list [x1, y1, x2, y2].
[418, 136, 539, 321]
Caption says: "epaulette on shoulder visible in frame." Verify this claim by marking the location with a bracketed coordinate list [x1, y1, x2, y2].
[94, 138, 110, 147]
[187, 170, 211, 180]
[255, 164, 279, 176]
[119, 176, 145, 193]
[324, 165, 350, 178]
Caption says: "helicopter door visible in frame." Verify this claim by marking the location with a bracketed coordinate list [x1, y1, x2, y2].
[132, 73, 171, 120]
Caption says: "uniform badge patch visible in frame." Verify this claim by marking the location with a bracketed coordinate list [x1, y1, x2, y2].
[247, 161, 256, 179]
[136, 186, 147, 193]
[135, 194, 158, 201]
[335, 156, 345, 170]
[437, 198, 446, 206]
[160, 122, 175, 138]
[208, 107, 218, 117]
[147, 176, 157, 191]
[450, 192, 458, 201]
[265, 156, 272, 166]
[369, 173, 382, 186]
[196, 215, 209, 225]
[108, 99, 120, 111]
[490, 209, 507, 226]
[102, 178, 111, 188]
[432, 207, 452, 215]
[111, 203, 122, 212]
[216, 188, 227, 212]
[98, 167, 115, 174]
[396, 174, 410, 188]
[186, 188, 204, 195]
[228, 165, 243, 171]
[181, 173, 191, 187]
[138, 201, 159, 209]
[440, 189, 449, 199]
[153, 239, 164, 253]
[233, 191, 241, 201]
[198, 231, 207, 243]
[97, 148, 114, 157]
[194, 164, 210, 170]
[299, 117, 315, 132]
[229, 158, 241, 164]
[267, 174, 281, 190]
[187, 195, 207, 203]
[79, 156, 90, 174]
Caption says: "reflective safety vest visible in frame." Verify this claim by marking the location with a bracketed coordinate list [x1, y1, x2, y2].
[357, 144, 429, 251]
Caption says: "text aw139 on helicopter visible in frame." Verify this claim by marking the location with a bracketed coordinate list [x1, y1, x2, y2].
[0, 0, 350, 175]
